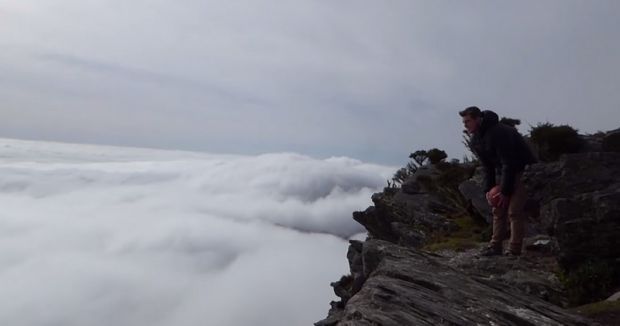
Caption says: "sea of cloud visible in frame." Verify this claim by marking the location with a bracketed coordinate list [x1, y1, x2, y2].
[0, 138, 396, 326]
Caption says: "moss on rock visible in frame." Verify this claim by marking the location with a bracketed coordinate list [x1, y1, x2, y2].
[423, 215, 487, 252]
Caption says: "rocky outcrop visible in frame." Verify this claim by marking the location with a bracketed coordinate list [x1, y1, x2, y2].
[316, 239, 596, 326]
[523, 152, 620, 271]
[317, 131, 620, 326]
[601, 129, 620, 152]
[352, 193, 427, 248]
[353, 166, 462, 248]
[582, 128, 620, 153]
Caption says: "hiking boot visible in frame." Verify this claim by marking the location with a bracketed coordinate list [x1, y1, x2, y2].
[504, 249, 522, 257]
[479, 245, 503, 257]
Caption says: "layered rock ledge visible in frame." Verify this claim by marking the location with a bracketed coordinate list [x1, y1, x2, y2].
[317, 149, 620, 325]
[317, 239, 594, 326]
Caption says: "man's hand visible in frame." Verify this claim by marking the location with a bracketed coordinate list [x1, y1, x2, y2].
[485, 191, 494, 206]
[486, 190, 510, 208]
[496, 193, 510, 209]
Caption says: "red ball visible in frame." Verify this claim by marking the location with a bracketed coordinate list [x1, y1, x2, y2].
[486, 185, 502, 208]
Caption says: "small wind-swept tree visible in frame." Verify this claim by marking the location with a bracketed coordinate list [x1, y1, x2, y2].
[409, 150, 428, 167]
[462, 131, 477, 161]
[392, 147, 449, 186]
[427, 148, 448, 164]
[391, 150, 425, 186]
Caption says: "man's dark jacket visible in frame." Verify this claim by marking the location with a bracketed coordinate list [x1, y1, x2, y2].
[471, 110, 537, 196]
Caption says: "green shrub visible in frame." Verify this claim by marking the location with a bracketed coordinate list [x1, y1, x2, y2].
[409, 148, 448, 166]
[602, 132, 620, 152]
[427, 148, 448, 165]
[559, 260, 615, 306]
[423, 215, 487, 252]
[529, 123, 583, 161]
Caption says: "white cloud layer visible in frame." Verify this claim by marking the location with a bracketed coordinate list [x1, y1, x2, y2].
[0, 138, 394, 326]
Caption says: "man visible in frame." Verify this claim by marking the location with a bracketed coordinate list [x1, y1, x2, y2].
[460, 106, 537, 256]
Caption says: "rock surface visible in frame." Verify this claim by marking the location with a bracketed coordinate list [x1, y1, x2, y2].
[352, 190, 455, 248]
[608, 292, 620, 302]
[523, 152, 620, 271]
[316, 239, 596, 326]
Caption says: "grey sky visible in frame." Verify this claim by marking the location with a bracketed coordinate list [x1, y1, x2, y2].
[1, 1, 619, 165]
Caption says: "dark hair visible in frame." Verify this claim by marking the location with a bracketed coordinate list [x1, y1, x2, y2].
[459, 106, 482, 118]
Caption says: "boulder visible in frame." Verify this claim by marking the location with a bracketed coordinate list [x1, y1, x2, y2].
[607, 291, 620, 302]
[543, 186, 620, 269]
[458, 178, 491, 223]
[523, 153, 620, 271]
[523, 152, 620, 206]
[352, 190, 454, 249]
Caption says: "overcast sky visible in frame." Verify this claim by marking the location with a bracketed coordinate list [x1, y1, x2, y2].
[1, 1, 619, 165]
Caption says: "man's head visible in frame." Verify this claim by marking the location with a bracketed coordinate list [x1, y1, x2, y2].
[459, 106, 482, 134]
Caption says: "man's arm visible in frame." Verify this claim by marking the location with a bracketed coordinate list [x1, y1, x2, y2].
[481, 157, 496, 193]
[471, 135, 496, 193]
[495, 130, 518, 196]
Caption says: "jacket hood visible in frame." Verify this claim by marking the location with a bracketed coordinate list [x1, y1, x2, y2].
[479, 110, 499, 135]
